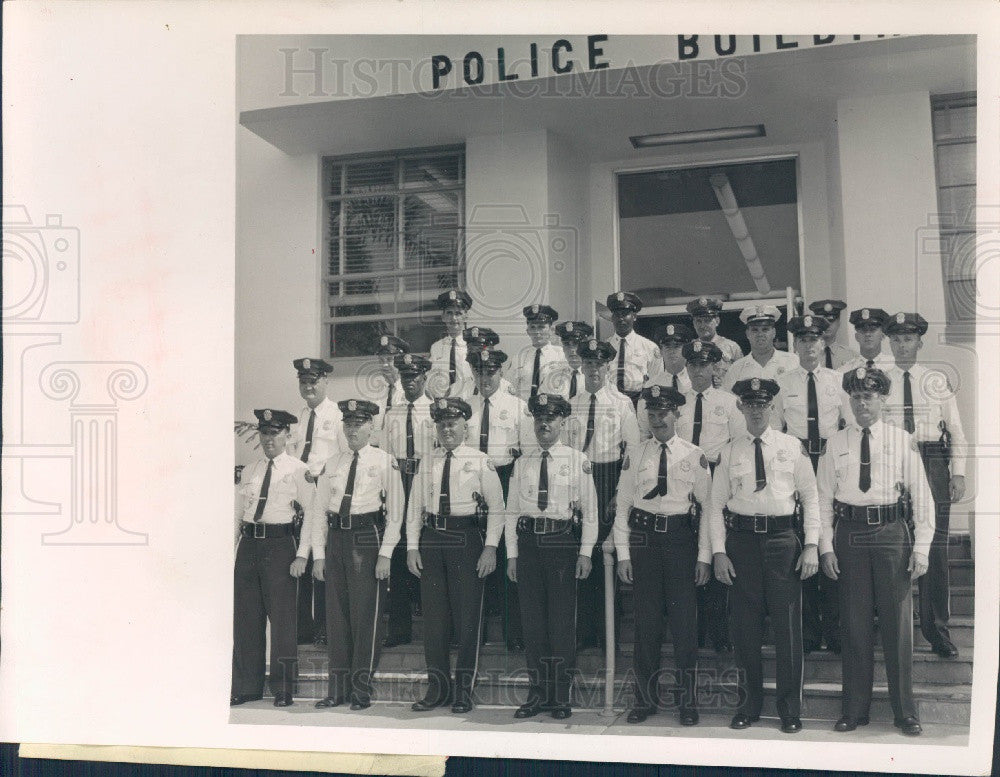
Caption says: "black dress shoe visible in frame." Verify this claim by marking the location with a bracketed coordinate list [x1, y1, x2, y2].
[729, 713, 759, 730]
[932, 640, 959, 659]
[713, 640, 734, 654]
[411, 692, 452, 712]
[507, 638, 525, 653]
[383, 635, 411, 649]
[803, 640, 822, 654]
[315, 697, 343, 708]
[550, 705, 572, 720]
[626, 705, 656, 724]
[576, 636, 598, 652]
[826, 639, 842, 655]
[834, 716, 869, 732]
[451, 698, 473, 714]
[780, 717, 802, 733]
[894, 716, 922, 736]
[350, 697, 372, 710]
[679, 708, 699, 726]
[514, 700, 542, 719]
[314, 632, 328, 647]
[273, 692, 293, 707]
[229, 693, 263, 706]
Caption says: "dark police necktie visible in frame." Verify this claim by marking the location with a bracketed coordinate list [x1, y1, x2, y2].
[530, 348, 542, 397]
[406, 403, 415, 459]
[866, 358, 875, 369]
[692, 393, 704, 447]
[537, 451, 550, 511]
[903, 371, 915, 434]
[385, 382, 395, 413]
[583, 393, 596, 452]
[859, 427, 872, 492]
[449, 338, 457, 386]
[253, 459, 273, 521]
[480, 398, 490, 453]
[338, 451, 359, 521]
[825, 345, 833, 369]
[569, 370, 578, 399]
[438, 451, 452, 516]
[671, 373, 679, 391]
[300, 409, 316, 463]
[807, 372, 820, 456]
[643, 443, 669, 500]
[753, 437, 767, 492]
[616, 339, 627, 392]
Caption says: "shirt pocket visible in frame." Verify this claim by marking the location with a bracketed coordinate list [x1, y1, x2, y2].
[771, 457, 796, 492]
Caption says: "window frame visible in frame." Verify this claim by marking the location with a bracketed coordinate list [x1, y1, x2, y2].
[320, 145, 466, 359]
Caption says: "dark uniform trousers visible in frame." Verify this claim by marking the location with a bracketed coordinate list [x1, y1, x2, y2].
[836, 517, 916, 721]
[482, 462, 522, 643]
[517, 530, 579, 706]
[419, 524, 486, 703]
[232, 533, 298, 697]
[917, 441, 952, 646]
[726, 527, 803, 719]
[802, 450, 839, 648]
[697, 461, 729, 648]
[630, 525, 699, 710]
[386, 465, 422, 641]
[324, 519, 388, 702]
[577, 459, 623, 646]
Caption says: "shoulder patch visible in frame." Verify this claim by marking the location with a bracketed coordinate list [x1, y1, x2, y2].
[621, 455, 630, 471]
[486, 458, 496, 471]
[582, 460, 592, 475]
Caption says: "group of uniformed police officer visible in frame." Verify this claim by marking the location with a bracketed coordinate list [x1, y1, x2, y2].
[233, 288, 966, 736]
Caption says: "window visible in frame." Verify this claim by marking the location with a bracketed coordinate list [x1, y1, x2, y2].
[322, 147, 465, 357]
[617, 158, 801, 304]
[931, 94, 976, 335]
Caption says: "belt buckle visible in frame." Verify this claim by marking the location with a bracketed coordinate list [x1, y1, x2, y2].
[434, 513, 447, 531]
[533, 517, 546, 535]
[253, 522, 265, 539]
[339, 513, 351, 531]
[866, 506, 882, 525]
[753, 514, 768, 534]
[654, 514, 669, 533]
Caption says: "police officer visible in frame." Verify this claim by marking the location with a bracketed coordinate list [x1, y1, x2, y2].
[606, 291, 660, 408]
[509, 305, 565, 401]
[463, 325, 501, 399]
[636, 323, 694, 437]
[232, 409, 310, 707]
[676, 340, 744, 654]
[380, 353, 435, 647]
[288, 358, 347, 647]
[372, 335, 409, 432]
[406, 397, 506, 713]
[552, 320, 595, 399]
[883, 312, 966, 658]
[840, 308, 893, 373]
[467, 348, 532, 651]
[568, 338, 640, 650]
[817, 368, 933, 735]
[773, 315, 846, 653]
[807, 300, 856, 369]
[614, 385, 712, 725]
[721, 305, 799, 392]
[709, 378, 820, 734]
[686, 296, 744, 386]
[506, 393, 598, 719]
[311, 399, 405, 710]
[426, 289, 475, 400]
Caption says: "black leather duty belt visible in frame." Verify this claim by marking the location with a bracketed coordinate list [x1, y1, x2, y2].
[724, 511, 795, 534]
[325, 510, 384, 530]
[240, 522, 295, 539]
[627, 507, 692, 534]
[516, 515, 574, 536]
[833, 500, 900, 526]
[423, 513, 479, 531]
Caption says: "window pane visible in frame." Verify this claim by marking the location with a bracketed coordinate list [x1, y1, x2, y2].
[330, 320, 385, 358]
[396, 319, 447, 353]
[945, 278, 976, 322]
[402, 154, 463, 189]
[344, 159, 396, 194]
[324, 163, 343, 197]
[342, 196, 398, 274]
[618, 159, 800, 303]
[935, 185, 976, 228]
[932, 105, 976, 141]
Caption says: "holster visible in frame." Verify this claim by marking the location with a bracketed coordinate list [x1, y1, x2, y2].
[292, 500, 304, 541]
[687, 492, 702, 535]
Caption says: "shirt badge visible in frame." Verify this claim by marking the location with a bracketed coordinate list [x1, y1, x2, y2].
[775, 448, 789, 463]
[560, 464, 570, 476]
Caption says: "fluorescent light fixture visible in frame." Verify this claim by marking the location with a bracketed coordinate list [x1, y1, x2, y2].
[630, 124, 765, 149]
